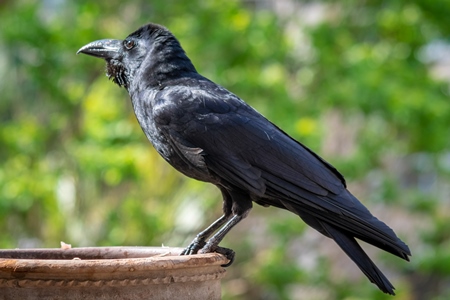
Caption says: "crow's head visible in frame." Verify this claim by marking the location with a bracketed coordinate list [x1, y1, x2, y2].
[78, 23, 196, 89]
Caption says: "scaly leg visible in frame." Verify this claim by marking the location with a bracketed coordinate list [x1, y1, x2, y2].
[180, 213, 232, 256]
[181, 187, 233, 256]
[199, 213, 249, 266]
[181, 188, 252, 267]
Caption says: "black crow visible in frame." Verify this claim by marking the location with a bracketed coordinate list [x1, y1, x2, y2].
[78, 23, 410, 295]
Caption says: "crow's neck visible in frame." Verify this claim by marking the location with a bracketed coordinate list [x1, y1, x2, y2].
[142, 37, 197, 88]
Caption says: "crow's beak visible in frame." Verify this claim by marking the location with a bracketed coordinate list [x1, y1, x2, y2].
[77, 39, 122, 59]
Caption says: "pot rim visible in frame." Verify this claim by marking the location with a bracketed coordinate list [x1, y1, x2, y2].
[0, 246, 229, 273]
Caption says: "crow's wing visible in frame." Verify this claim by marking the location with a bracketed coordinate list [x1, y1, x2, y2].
[153, 84, 344, 196]
[153, 83, 410, 260]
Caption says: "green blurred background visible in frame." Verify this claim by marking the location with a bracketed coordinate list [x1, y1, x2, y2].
[1, 0, 449, 299]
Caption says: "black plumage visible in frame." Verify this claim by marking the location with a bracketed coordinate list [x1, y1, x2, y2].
[78, 23, 410, 294]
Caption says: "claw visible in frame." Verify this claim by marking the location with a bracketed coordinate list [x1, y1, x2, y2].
[198, 245, 235, 267]
[181, 238, 236, 267]
[214, 246, 235, 267]
[180, 237, 206, 256]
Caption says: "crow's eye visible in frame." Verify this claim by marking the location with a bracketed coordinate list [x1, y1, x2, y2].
[124, 39, 135, 50]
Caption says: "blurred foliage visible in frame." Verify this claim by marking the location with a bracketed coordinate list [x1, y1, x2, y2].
[1, 0, 449, 299]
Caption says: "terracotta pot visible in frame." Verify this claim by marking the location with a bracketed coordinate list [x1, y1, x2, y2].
[0, 247, 228, 300]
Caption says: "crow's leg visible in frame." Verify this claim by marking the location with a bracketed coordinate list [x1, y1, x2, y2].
[198, 214, 248, 266]
[181, 187, 233, 256]
[181, 213, 232, 255]
[199, 190, 252, 267]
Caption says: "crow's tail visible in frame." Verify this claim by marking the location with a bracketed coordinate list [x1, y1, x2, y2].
[321, 221, 396, 295]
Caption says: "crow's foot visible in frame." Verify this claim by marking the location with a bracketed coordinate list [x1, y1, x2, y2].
[181, 237, 235, 267]
[199, 245, 235, 267]
[180, 237, 206, 256]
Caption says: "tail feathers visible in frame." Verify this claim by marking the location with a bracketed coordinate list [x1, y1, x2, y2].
[278, 196, 411, 262]
[321, 222, 396, 295]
